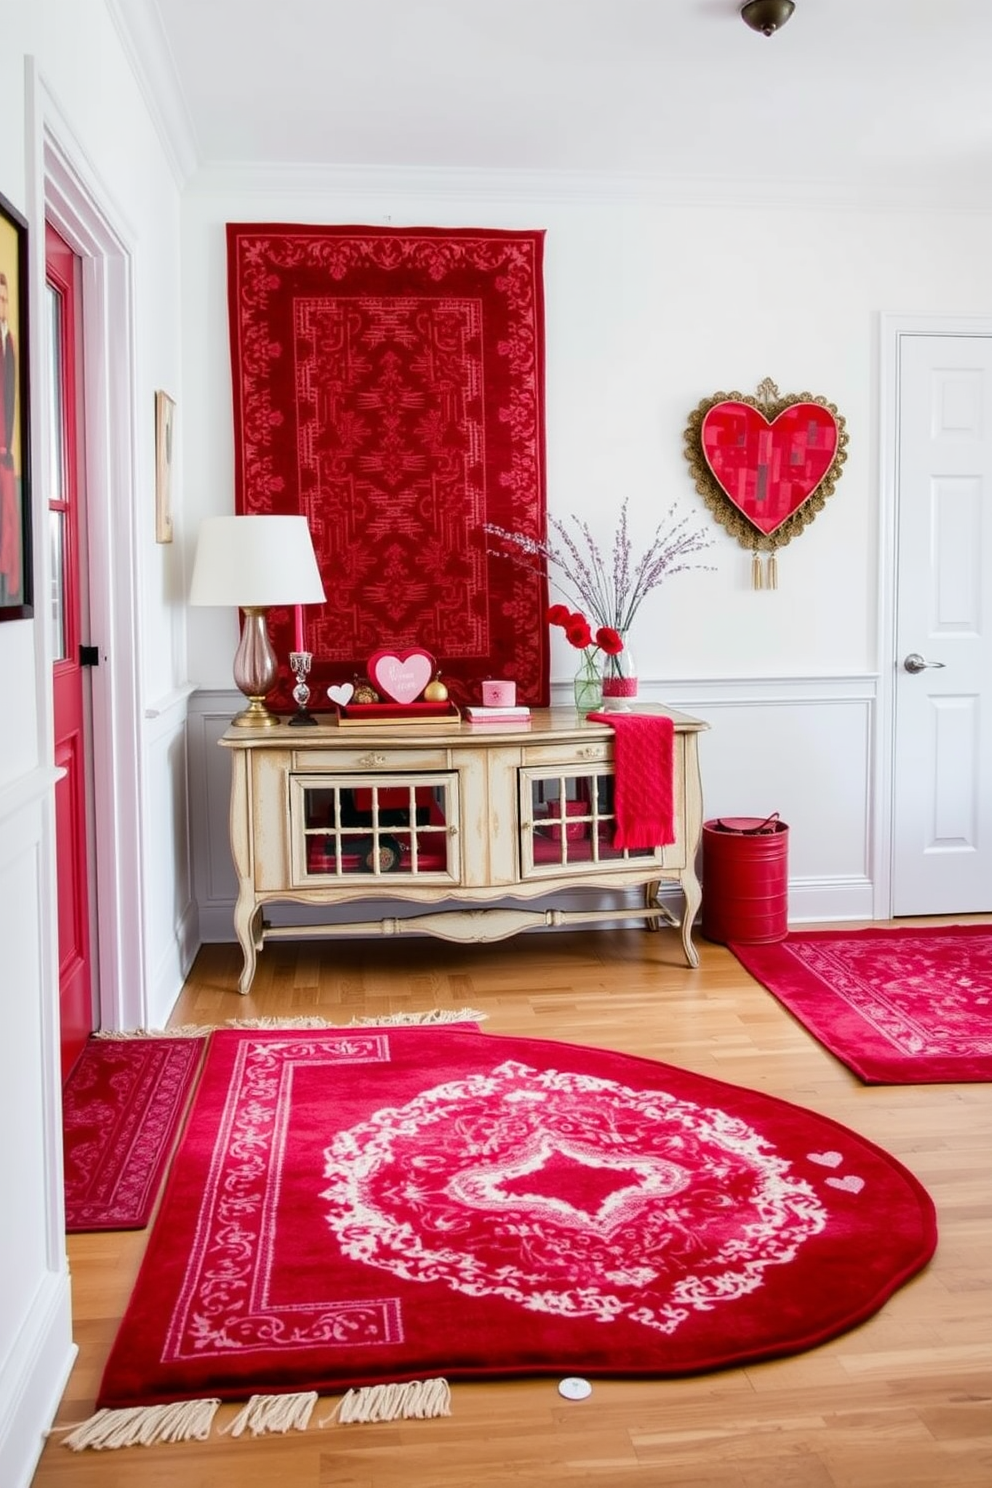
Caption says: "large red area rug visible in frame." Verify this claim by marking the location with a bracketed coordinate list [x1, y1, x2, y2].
[227, 224, 549, 708]
[63, 1037, 204, 1232]
[97, 1027, 934, 1406]
[729, 925, 992, 1084]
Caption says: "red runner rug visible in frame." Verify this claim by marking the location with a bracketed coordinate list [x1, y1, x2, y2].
[227, 224, 549, 709]
[729, 924, 992, 1083]
[97, 1027, 934, 1406]
[63, 1037, 204, 1232]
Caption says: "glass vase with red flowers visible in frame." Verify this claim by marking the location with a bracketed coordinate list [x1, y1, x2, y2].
[547, 605, 624, 715]
[485, 498, 714, 706]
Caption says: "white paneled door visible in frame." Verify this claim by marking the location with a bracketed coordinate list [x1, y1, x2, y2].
[892, 333, 992, 915]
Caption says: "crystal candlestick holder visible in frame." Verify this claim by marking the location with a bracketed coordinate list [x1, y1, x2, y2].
[288, 650, 318, 726]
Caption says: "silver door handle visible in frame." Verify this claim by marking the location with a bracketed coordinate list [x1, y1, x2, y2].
[903, 652, 946, 674]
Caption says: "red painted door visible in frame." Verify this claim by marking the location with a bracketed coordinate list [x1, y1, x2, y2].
[46, 222, 95, 1081]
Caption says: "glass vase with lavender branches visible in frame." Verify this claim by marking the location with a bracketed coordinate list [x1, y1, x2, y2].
[485, 498, 714, 694]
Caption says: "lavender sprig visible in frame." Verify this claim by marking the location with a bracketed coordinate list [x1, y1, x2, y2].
[485, 497, 714, 634]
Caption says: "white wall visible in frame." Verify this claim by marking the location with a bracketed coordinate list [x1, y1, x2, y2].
[181, 167, 992, 935]
[0, 4, 190, 1483]
[182, 170, 992, 688]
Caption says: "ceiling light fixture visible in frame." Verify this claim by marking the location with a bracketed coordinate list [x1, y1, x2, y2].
[740, 1, 795, 37]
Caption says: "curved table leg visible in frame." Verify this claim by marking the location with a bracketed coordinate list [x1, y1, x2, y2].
[234, 890, 262, 994]
[679, 868, 702, 969]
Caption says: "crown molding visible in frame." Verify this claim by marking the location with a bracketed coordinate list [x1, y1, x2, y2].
[104, 0, 200, 186]
[183, 159, 992, 214]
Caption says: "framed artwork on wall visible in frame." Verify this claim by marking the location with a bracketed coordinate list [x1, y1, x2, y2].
[155, 389, 176, 543]
[0, 189, 32, 620]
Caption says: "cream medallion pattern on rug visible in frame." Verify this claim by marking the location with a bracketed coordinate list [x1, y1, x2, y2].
[322, 1058, 829, 1336]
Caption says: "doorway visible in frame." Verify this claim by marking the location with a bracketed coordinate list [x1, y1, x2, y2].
[46, 222, 95, 1079]
[882, 318, 992, 916]
[43, 117, 145, 1036]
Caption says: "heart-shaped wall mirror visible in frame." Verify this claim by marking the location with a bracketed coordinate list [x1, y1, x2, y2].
[684, 378, 848, 587]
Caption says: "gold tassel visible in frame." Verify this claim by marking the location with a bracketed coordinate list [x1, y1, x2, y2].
[766, 552, 778, 589]
[751, 551, 763, 590]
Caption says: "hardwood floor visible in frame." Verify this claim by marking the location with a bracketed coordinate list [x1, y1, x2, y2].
[31, 924, 992, 1487]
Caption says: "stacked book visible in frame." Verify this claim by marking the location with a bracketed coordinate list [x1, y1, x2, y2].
[463, 705, 532, 727]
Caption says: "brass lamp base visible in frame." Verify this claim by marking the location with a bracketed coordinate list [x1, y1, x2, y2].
[231, 696, 281, 728]
[232, 606, 282, 728]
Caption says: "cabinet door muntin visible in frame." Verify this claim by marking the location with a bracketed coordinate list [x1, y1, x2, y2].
[518, 765, 664, 877]
[290, 771, 460, 883]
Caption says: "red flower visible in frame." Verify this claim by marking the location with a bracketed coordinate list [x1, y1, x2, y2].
[565, 616, 593, 649]
[548, 605, 622, 658]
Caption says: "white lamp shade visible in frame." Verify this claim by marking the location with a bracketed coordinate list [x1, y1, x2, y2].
[189, 515, 326, 607]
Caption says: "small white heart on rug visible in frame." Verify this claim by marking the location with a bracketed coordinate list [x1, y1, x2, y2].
[826, 1175, 865, 1194]
[807, 1151, 843, 1168]
[327, 683, 354, 707]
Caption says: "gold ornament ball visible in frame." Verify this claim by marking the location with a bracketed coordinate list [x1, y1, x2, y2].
[353, 682, 380, 704]
[424, 677, 449, 702]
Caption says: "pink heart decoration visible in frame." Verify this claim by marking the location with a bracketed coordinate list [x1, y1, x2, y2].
[327, 683, 354, 707]
[701, 400, 839, 536]
[368, 649, 435, 705]
[807, 1151, 843, 1169]
[826, 1175, 865, 1195]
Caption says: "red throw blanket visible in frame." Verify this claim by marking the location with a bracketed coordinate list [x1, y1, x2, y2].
[588, 712, 675, 848]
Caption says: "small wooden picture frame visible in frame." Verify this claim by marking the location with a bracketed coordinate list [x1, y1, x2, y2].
[154, 389, 175, 543]
[0, 189, 33, 619]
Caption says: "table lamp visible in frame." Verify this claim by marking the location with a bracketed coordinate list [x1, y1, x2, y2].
[189, 514, 326, 727]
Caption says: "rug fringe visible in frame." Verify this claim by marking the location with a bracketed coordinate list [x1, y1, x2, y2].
[228, 1009, 486, 1029]
[92, 1025, 211, 1039]
[58, 1399, 221, 1450]
[227, 1016, 339, 1028]
[93, 1011, 486, 1039]
[326, 1377, 452, 1425]
[222, 1391, 319, 1437]
[347, 1008, 486, 1027]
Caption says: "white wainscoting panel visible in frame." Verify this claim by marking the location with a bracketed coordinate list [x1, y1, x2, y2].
[0, 784, 75, 1488]
[188, 693, 242, 941]
[142, 697, 198, 1027]
[664, 676, 877, 923]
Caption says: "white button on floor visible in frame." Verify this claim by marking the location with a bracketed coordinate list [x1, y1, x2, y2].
[558, 1377, 592, 1401]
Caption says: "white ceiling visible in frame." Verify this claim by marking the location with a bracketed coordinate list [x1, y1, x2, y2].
[112, 0, 992, 204]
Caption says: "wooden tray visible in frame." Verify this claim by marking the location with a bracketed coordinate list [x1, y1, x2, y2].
[331, 701, 462, 728]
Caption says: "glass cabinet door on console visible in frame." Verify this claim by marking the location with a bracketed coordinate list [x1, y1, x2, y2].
[289, 772, 461, 886]
[519, 766, 665, 880]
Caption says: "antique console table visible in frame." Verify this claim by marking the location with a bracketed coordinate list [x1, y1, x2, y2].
[220, 705, 707, 993]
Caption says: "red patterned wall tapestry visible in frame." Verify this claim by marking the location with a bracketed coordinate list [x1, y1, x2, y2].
[227, 225, 549, 708]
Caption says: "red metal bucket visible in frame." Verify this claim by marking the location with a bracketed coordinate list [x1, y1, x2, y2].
[701, 814, 789, 945]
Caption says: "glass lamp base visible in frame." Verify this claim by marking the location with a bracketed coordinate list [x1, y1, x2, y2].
[289, 650, 318, 725]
